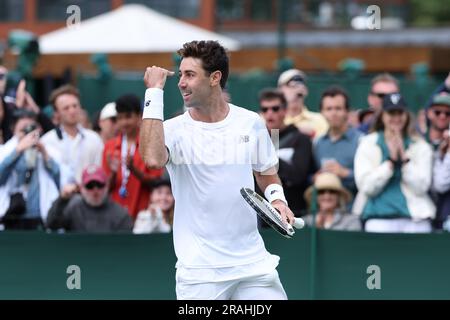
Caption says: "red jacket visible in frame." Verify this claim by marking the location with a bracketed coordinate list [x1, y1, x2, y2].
[102, 134, 163, 218]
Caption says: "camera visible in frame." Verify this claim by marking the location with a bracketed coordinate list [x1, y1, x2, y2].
[22, 123, 38, 135]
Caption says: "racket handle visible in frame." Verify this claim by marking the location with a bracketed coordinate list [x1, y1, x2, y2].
[293, 217, 305, 229]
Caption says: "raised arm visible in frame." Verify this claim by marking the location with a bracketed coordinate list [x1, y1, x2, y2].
[139, 66, 174, 169]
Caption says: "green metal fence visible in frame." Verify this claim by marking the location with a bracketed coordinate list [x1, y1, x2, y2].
[1, 229, 449, 299]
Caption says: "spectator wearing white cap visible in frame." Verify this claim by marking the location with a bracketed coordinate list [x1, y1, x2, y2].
[98, 102, 118, 143]
[278, 69, 328, 139]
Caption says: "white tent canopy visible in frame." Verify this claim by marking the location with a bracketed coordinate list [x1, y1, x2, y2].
[39, 4, 240, 54]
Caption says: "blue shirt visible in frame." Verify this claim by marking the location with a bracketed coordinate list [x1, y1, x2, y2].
[314, 127, 362, 194]
[0, 149, 60, 218]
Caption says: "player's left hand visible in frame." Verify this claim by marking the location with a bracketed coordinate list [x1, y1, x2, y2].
[271, 199, 295, 226]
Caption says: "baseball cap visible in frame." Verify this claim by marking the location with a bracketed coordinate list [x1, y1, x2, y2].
[277, 69, 306, 87]
[99, 102, 117, 121]
[82, 164, 107, 186]
[430, 94, 450, 108]
[382, 93, 408, 111]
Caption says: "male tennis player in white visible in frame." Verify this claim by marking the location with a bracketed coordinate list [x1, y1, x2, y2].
[140, 40, 295, 300]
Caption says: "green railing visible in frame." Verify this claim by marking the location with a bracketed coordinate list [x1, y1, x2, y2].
[1, 229, 449, 299]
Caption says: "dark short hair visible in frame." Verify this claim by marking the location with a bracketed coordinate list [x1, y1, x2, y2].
[115, 94, 141, 115]
[319, 86, 350, 110]
[153, 179, 171, 190]
[12, 109, 37, 128]
[49, 84, 80, 110]
[258, 88, 287, 108]
[177, 40, 229, 89]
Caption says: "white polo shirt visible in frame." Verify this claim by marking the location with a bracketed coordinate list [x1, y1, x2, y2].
[164, 104, 280, 281]
[41, 125, 104, 187]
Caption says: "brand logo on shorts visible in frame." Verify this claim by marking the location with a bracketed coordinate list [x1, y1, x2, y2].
[145, 100, 151, 107]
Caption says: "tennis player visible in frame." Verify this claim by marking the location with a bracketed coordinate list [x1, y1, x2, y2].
[140, 40, 295, 300]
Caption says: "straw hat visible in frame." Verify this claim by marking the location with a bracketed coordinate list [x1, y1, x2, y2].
[304, 172, 352, 206]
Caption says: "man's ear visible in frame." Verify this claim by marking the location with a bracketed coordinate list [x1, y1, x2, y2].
[210, 71, 222, 87]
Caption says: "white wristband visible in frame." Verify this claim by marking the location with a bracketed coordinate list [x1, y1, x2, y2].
[143, 88, 164, 121]
[264, 184, 288, 205]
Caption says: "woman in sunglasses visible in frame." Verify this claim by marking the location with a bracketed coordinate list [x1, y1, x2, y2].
[353, 93, 435, 233]
[303, 172, 360, 231]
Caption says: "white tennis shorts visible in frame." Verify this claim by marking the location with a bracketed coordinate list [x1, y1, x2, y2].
[176, 269, 287, 300]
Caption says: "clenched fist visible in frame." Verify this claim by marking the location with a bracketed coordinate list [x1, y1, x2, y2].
[143, 66, 175, 89]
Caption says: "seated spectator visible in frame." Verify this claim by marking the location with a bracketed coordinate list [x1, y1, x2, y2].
[46, 164, 132, 233]
[133, 179, 174, 234]
[427, 94, 450, 230]
[303, 172, 360, 231]
[258, 88, 316, 216]
[353, 93, 435, 233]
[0, 110, 60, 230]
[277, 69, 328, 139]
[103, 94, 163, 218]
[314, 86, 362, 197]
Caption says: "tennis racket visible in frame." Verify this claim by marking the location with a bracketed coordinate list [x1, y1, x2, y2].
[240, 187, 305, 239]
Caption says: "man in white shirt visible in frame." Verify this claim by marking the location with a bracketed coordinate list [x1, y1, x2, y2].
[41, 85, 104, 189]
[139, 40, 295, 300]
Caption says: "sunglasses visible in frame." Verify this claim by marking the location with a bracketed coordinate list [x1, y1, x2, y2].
[261, 106, 281, 113]
[318, 189, 338, 195]
[432, 109, 450, 117]
[85, 181, 106, 190]
[370, 92, 388, 99]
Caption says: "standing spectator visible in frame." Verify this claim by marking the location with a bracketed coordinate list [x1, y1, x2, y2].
[277, 69, 328, 139]
[46, 164, 132, 232]
[421, 73, 450, 148]
[40, 85, 104, 188]
[353, 94, 435, 233]
[103, 94, 163, 218]
[427, 94, 450, 230]
[303, 172, 360, 231]
[314, 86, 362, 196]
[0, 110, 60, 230]
[258, 88, 316, 216]
[133, 179, 174, 234]
[358, 73, 400, 134]
[98, 102, 118, 143]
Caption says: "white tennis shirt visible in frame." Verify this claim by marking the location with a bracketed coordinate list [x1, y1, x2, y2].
[164, 104, 279, 274]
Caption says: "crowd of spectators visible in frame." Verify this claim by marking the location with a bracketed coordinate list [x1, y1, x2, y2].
[0, 63, 449, 234]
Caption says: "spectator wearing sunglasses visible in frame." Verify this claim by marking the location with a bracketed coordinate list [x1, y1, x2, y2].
[353, 94, 435, 233]
[277, 69, 328, 139]
[426, 93, 450, 230]
[258, 88, 316, 217]
[303, 172, 360, 231]
[358, 73, 400, 134]
[46, 164, 132, 232]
